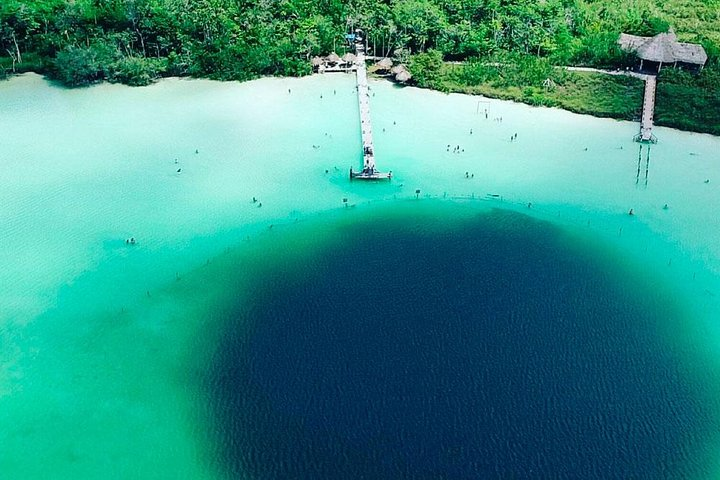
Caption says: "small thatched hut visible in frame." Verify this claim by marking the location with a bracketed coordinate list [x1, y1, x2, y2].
[376, 57, 393, 71]
[341, 52, 357, 64]
[326, 52, 342, 64]
[395, 70, 412, 83]
[390, 64, 412, 83]
[390, 64, 405, 75]
[619, 30, 707, 73]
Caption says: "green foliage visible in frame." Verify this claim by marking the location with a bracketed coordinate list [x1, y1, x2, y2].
[656, 67, 720, 135]
[110, 56, 165, 86]
[53, 41, 166, 86]
[392, 0, 447, 53]
[643, 17, 671, 36]
[408, 49, 444, 88]
[572, 32, 634, 68]
[1, 0, 719, 85]
[426, 62, 644, 120]
[54, 43, 116, 86]
[448, 54, 565, 92]
[0, 53, 44, 74]
[655, 81, 720, 135]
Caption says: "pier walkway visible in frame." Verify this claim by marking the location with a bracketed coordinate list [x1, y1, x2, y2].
[635, 75, 658, 143]
[350, 35, 391, 180]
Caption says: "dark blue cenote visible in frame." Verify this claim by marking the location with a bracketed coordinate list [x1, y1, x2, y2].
[203, 205, 718, 479]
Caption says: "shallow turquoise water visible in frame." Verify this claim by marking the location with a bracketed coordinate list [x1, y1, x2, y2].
[1, 73, 719, 478]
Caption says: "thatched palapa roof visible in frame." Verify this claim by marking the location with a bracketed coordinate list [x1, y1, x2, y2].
[395, 70, 412, 83]
[376, 57, 393, 69]
[311, 56, 323, 67]
[390, 64, 405, 75]
[341, 52, 357, 63]
[619, 31, 707, 65]
[390, 64, 412, 82]
[326, 52, 341, 64]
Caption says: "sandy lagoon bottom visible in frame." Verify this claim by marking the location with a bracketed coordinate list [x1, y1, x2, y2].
[1, 73, 720, 479]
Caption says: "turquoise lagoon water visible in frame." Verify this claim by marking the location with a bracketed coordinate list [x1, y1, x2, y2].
[1, 73, 720, 478]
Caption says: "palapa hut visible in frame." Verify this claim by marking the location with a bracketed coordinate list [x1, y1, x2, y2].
[395, 70, 412, 83]
[312, 55, 332, 73]
[619, 30, 707, 73]
[375, 57, 393, 72]
[326, 52, 341, 65]
[390, 64, 405, 75]
[390, 64, 412, 83]
[341, 52, 357, 64]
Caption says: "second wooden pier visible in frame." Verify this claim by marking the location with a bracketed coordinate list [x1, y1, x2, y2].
[634, 75, 658, 144]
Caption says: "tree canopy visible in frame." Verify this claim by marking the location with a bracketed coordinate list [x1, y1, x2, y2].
[0, 0, 718, 86]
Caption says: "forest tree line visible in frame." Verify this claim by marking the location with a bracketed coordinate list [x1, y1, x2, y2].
[1, 0, 719, 87]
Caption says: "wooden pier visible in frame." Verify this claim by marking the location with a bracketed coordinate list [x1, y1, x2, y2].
[349, 32, 392, 180]
[634, 75, 658, 144]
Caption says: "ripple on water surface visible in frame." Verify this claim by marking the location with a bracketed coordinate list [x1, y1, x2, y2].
[203, 203, 718, 479]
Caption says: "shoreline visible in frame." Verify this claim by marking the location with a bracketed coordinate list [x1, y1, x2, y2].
[367, 72, 720, 141]
[3, 69, 719, 139]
